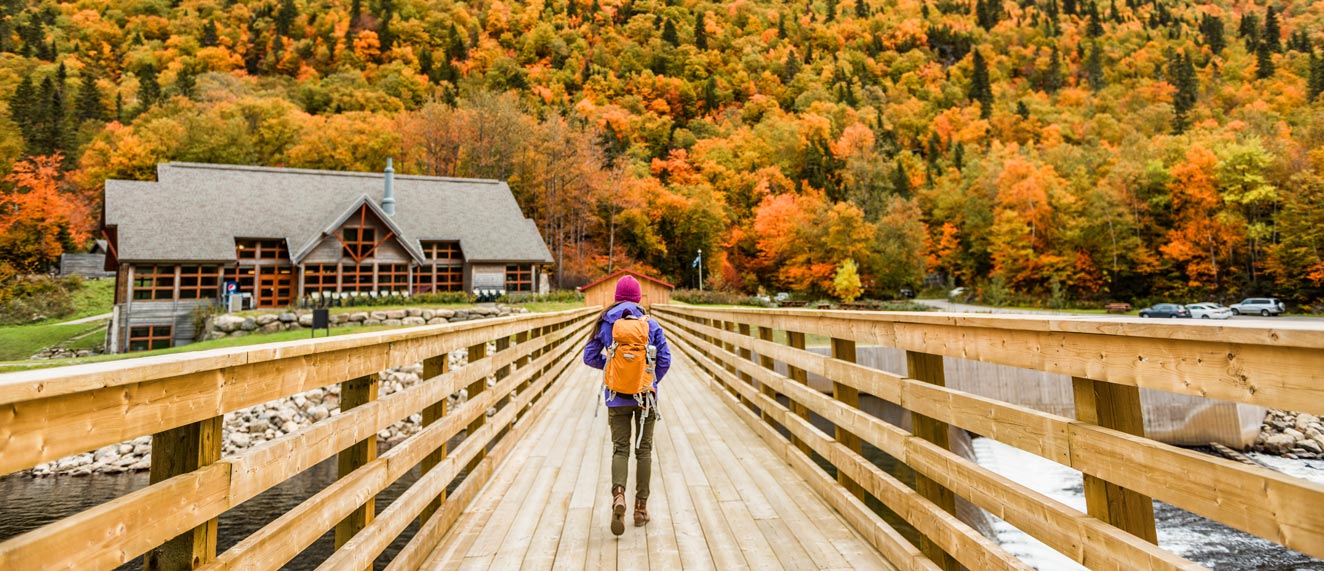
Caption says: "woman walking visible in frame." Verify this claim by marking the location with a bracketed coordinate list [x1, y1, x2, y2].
[583, 275, 671, 536]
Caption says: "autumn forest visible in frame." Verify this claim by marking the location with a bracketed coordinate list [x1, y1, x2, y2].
[2, 0, 1324, 306]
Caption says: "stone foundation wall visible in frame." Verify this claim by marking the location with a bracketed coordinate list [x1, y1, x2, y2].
[202, 304, 528, 340]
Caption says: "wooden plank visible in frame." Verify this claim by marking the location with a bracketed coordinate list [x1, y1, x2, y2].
[335, 373, 379, 570]
[521, 369, 598, 570]
[830, 338, 865, 501]
[466, 341, 489, 475]
[1072, 376, 1158, 544]
[143, 415, 223, 571]
[652, 305, 1324, 416]
[651, 384, 714, 571]
[905, 351, 958, 571]
[0, 310, 597, 478]
[785, 330, 812, 456]
[672, 332, 1017, 571]
[420, 354, 450, 526]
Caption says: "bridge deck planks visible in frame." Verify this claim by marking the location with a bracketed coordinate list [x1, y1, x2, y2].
[420, 360, 891, 571]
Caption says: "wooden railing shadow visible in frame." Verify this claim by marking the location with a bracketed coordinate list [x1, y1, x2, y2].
[0, 307, 596, 571]
[653, 304, 1324, 571]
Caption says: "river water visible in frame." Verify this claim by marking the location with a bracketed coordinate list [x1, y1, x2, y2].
[0, 457, 425, 571]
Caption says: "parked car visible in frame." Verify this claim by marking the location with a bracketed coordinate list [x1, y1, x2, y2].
[1185, 303, 1233, 320]
[1138, 303, 1192, 318]
[898, 287, 915, 299]
[949, 286, 967, 299]
[1230, 298, 1286, 316]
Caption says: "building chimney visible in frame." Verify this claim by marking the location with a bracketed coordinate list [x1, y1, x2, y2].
[382, 158, 396, 216]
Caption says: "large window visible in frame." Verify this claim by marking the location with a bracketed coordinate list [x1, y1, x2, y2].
[422, 241, 463, 263]
[133, 265, 175, 300]
[303, 264, 338, 294]
[127, 325, 172, 352]
[505, 264, 534, 292]
[414, 265, 463, 293]
[235, 239, 289, 260]
[380, 264, 409, 292]
[230, 266, 257, 293]
[341, 227, 377, 260]
[342, 263, 375, 292]
[178, 265, 221, 299]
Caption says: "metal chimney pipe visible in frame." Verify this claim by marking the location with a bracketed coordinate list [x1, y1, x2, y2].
[382, 158, 396, 216]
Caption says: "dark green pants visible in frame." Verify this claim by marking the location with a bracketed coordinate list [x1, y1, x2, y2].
[608, 405, 656, 500]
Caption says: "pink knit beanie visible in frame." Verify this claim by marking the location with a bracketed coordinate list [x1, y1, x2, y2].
[614, 276, 642, 304]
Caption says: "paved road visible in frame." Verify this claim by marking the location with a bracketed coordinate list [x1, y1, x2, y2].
[914, 299, 1324, 324]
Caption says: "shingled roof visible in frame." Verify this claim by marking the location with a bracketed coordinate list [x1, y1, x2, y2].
[103, 163, 554, 264]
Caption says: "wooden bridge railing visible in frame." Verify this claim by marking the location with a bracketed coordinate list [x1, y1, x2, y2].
[652, 304, 1324, 571]
[0, 307, 597, 571]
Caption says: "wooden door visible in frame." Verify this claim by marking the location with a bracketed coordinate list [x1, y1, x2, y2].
[258, 267, 294, 308]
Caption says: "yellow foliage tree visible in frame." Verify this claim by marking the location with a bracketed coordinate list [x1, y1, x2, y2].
[833, 258, 862, 303]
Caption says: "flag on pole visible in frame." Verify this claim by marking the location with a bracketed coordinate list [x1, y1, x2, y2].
[692, 255, 701, 268]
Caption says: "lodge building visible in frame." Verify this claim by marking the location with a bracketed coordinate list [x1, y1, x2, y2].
[102, 162, 553, 353]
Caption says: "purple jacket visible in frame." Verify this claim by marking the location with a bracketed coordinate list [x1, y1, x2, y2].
[583, 302, 671, 407]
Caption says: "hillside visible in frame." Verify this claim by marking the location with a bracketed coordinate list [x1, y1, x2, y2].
[1, 0, 1322, 306]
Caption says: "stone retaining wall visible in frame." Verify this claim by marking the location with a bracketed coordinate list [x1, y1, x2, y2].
[202, 304, 528, 340]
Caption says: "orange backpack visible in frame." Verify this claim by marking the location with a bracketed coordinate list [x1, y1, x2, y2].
[603, 315, 656, 396]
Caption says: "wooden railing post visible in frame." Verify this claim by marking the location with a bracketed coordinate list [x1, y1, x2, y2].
[144, 416, 223, 571]
[465, 341, 488, 473]
[785, 330, 811, 455]
[906, 351, 960, 571]
[1072, 377, 1159, 543]
[335, 373, 379, 569]
[830, 338, 865, 501]
[756, 326, 778, 425]
[514, 329, 533, 419]
[419, 355, 449, 526]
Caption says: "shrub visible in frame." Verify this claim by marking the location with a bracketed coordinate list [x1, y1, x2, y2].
[0, 274, 81, 325]
[672, 289, 771, 307]
[498, 290, 584, 304]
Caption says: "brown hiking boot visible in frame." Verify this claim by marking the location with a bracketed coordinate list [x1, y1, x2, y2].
[610, 486, 627, 536]
[633, 497, 650, 526]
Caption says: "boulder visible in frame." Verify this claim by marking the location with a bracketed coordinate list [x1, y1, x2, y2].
[382, 319, 403, 326]
[432, 309, 456, 318]
[364, 319, 382, 326]
[281, 421, 299, 434]
[1264, 433, 1297, 454]
[215, 315, 246, 333]
[370, 311, 388, 321]
[1298, 439, 1323, 454]
[309, 406, 330, 421]
[426, 318, 448, 325]
[279, 312, 298, 323]
[421, 310, 435, 320]
[255, 314, 278, 326]
[406, 308, 423, 317]
[258, 322, 282, 334]
[1298, 413, 1320, 433]
[231, 433, 252, 448]
[402, 316, 426, 326]
[349, 312, 369, 322]
[298, 314, 314, 327]
[204, 331, 228, 341]
[229, 330, 249, 338]
[240, 317, 258, 331]
[384, 309, 407, 320]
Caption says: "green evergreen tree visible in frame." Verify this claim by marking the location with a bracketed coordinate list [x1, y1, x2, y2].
[10, 74, 34, 142]
[855, 0, 868, 19]
[826, 0, 837, 21]
[201, 20, 219, 47]
[1199, 14, 1225, 54]
[0, 18, 10, 53]
[694, 12, 707, 50]
[275, 0, 297, 37]
[1262, 6, 1281, 53]
[703, 76, 718, 112]
[782, 49, 801, 83]
[892, 159, 910, 197]
[661, 17, 678, 46]
[349, 0, 362, 28]
[976, 0, 1000, 30]
[969, 49, 993, 118]
[138, 63, 161, 108]
[1255, 40, 1275, 79]
[378, 13, 394, 54]
[447, 23, 466, 60]
[418, 46, 434, 79]
[1169, 53, 1198, 133]
[1310, 51, 1324, 101]
[1240, 13, 1259, 52]
[1043, 47, 1063, 93]
[567, 0, 577, 18]
[1015, 100, 1030, 119]
[176, 63, 196, 97]
[1086, 2, 1103, 37]
[75, 71, 104, 123]
[1085, 42, 1105, 90]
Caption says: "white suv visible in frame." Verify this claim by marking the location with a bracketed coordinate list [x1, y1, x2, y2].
[1230, 298, 1285, 316]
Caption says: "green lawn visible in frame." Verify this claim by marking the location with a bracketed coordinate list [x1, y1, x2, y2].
[0, 322, 107, 360]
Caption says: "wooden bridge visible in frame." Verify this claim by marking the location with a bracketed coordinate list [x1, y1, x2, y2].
[1, 305, 1322, 570]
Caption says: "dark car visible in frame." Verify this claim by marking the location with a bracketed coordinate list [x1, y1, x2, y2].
[1138, 303, 1192, 318]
